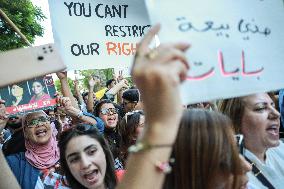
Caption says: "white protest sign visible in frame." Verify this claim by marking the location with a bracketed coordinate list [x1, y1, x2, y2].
[145, 0, 284, 105]
[48, 0, 151, 70]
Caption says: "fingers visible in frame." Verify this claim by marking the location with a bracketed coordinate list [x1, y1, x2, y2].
[0, 99, 5, 105]
[152, 44, 190, 69]
[138, 24, 161, 54]
[168, 59, 189, 83]
[0, 100, 8, 120]
[56, 96, 70, 107]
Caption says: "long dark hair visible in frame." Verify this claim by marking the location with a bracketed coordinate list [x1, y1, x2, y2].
[163, 109, 241, 189]
[118, 110, 144, 166]
[58, 124, 117, 189]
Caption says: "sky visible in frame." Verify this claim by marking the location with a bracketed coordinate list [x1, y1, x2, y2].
[30, 0, 80, 80]
[31, 0, 54, 46]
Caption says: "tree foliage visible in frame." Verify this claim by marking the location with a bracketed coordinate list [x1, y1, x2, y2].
[54, 77, 75, 95]
[0, 0, 46, 51]
[79, 68, 114, 92]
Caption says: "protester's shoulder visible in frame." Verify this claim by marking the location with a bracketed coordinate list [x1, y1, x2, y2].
[279, 89, 284, 96]
[82, 111, 105, 133]
[267, 140, 284, 157]
[6, 152, 26, 164]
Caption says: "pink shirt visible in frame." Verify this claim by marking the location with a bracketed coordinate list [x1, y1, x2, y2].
[29, 93, 51, 103]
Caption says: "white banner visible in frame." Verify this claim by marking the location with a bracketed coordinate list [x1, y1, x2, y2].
[48, 0, 151, 71]
[145, 0, 284, 105]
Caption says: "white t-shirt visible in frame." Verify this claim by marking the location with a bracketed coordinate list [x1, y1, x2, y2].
[244, 141, 284, 189]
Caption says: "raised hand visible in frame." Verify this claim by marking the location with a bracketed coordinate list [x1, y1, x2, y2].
[56, 71, 67, 80]
[0, 100, 8, 132]
[131, 24, 190, 127]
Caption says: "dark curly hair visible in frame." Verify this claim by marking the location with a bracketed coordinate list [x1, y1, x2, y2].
[58, 124, 117, 189]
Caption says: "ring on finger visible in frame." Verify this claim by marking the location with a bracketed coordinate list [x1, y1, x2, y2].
[145, 49, 158, 60]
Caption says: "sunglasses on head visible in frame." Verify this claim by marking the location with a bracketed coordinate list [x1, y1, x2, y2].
[74, 124, 96, 132]
[63, 124, 99, 134]
[26, 116, 50, 128]
[100, 108, 118, 115]
[235, 134, 244, 155]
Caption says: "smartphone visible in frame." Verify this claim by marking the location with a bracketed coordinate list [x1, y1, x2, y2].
[0, 43, 66, 87]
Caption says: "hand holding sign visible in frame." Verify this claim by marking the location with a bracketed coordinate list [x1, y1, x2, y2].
[0, 100, 8, 132]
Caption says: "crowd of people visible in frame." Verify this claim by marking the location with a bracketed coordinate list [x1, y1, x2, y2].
[0, 24, 284, 189]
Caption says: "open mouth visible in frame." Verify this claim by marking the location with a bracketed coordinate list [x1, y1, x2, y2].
[107, 116, 116, 124]
[83, 169, 99, 184]
[35, 128, 47, 137]
[266, 125, 279, 136]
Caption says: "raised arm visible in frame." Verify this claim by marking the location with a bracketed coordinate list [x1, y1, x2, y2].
[86, 76, 99, 113]
[105, 79, 129, 98]
[73, 77, 85, 106]
[56, 71, 79, 109]
[57, 96, 98, 126]
[0, 100, 20, 189]
[117, 24, 190, 189]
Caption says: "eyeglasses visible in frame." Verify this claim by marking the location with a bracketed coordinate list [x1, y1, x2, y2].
[235, 134, 244, 155]
[100, 108, 118, 115]
[26, 116, 50, 128]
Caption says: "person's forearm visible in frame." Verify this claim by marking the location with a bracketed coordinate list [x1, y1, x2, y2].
[117, 90, 123, 104]
[74, 85, 85, 105]
[66, 107, 98, 125]
[77, 94, 85, 105]
[0, 151, 20, 189]
[60, 78, 79, 109]
[87, 86, 94, 113]
[106, 81, 126, 96]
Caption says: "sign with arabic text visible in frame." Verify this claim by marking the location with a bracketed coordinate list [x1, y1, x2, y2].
[145, 0, 284, 104]
[48, 0, 151, 71]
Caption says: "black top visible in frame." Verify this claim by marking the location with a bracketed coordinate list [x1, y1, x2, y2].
[2, 130, 26, 156]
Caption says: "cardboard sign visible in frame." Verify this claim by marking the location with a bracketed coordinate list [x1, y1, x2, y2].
[0, 76, 57, 115]
[145, 0, 284, 104]
[48, 0, 151, 71]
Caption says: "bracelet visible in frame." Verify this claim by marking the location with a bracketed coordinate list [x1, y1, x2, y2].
[77, 110, 84, 118]
[128, 141, 173, 153]
[155, 158, 175, 174]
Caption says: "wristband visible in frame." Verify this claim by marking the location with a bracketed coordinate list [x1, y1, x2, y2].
[128, 141, 172, 153]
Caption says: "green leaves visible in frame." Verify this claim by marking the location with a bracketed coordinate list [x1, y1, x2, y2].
[0, 0, 46, 51]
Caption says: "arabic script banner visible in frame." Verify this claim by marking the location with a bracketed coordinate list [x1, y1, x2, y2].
[145, 0, 284, 104]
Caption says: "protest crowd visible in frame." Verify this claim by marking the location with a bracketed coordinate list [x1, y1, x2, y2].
[1, 1, 284, 189]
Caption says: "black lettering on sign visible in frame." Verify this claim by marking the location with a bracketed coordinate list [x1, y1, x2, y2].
[105, 25, 151, 37]
[64, 2, 91, 17]
[71, 43, 100, 56]
[95, 4, 128, 18]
